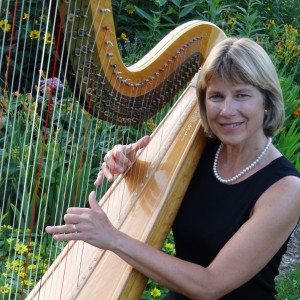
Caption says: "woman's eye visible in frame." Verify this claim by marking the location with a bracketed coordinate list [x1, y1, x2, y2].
[209, 94, 223, 101]
[237, 94, 250, 99]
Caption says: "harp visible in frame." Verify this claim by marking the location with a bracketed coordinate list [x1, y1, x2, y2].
[0, 0, 226, 299]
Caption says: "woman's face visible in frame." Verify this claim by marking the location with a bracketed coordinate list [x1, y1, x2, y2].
[205, 75, 266, 146]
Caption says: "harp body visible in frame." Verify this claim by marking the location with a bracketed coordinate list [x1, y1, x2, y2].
[0, 0, 226, 299]
[27, 73, 207, 300]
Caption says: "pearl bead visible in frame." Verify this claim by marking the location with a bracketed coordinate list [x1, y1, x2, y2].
[213, 138, 272, 184]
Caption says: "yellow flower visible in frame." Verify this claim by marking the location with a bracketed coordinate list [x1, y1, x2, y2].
[1, 273, 7, 277]
[148, 120, 156, 131]
[5, 259, 21, 269]
[27, 264, 37, 270]
[288, 25, 297, 32]
[1, 224, 13, 230]
[270, 19, 275, 25]
[121, 33, 128, 40]
[29, 30, 40, 39]
[265, 23, 271, 29]
[286, 42, 293, 49]
[0, 283, 10, 293]
[14, 243, 28, 254]
[23, 13, 29, 20]
[125, 4, 135, 14]
[165, 243, 173, 249]
[150, 287, 161, 298]
[227, 18, 236, 25]
[0, 19, 11, 32]
[275, 42, 282, 52]
[44, 33, 52, 44]
[23, 280, 33, 286]
[18, 271, 26, 278]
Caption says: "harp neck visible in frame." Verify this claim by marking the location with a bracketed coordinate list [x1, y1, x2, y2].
[62, 0, 226, 124]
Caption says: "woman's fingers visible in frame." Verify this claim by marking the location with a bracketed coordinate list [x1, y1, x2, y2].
[131, 135, 150, 152]
[45, 223, 80, 241]
[46, 191, 118, 249]
[94, 135, 151, 186]
[110, 147, 132, 172]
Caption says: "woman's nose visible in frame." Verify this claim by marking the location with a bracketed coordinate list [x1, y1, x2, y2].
[220, 97, 235, 116]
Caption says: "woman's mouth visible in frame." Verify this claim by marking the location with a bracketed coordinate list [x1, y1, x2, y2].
[220, 122, 244, 129]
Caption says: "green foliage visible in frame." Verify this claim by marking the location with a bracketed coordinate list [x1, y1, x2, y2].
[111, 0, 236, 47]
[259, 0, 300, 29]
[200, 0, 234, 24]
[275, 267, 300, 300]
[272, 64, 300, 172]
[234, 0, 266, 37]
[141, 230, 175, 300]
[0, 0, 56, 92]
[0, 224, 65, 299]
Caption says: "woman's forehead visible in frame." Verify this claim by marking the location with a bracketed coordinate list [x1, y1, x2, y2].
[206, 75, 250, 87]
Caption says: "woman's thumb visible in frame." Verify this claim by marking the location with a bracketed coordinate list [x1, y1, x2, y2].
[89, 191, 101, 211]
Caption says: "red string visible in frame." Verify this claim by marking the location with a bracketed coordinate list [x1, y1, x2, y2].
[0, 0, 18, 132]
[20, 1, 67, 298]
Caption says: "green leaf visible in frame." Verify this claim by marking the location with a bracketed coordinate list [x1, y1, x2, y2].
[171, 0, 181, 8]
[133, 6, 155, 23]
[179, 4, 197, 19]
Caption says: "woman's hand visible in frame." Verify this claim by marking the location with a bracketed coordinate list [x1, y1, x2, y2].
[45, 191, 120, 250]
[94, 135, 150, 185]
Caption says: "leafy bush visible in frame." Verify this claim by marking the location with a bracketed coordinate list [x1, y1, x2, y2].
[275, 267, 300, 300]
[0, 0, 56, 92]
[0, 224, 65, 299]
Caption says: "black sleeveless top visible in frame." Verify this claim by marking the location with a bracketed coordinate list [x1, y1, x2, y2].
[168, 139, 300, 300]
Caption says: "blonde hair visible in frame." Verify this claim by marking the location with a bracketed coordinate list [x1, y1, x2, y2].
[197, 37, 284, 137]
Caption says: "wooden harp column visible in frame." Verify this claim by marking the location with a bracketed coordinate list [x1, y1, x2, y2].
[0, 0, 226, 299]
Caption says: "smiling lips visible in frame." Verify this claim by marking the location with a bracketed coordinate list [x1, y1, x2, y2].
[220, 122, 244, 129]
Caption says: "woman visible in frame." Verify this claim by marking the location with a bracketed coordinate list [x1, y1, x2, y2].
[46, 38, 300, 299]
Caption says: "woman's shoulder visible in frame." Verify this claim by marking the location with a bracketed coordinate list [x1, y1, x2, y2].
[267, 155, 300, 178]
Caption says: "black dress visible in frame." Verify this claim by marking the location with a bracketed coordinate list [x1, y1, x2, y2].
[165, 139, 300, 300]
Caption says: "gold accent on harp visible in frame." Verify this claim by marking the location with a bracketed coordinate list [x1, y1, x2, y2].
[19, 0, 226, 299]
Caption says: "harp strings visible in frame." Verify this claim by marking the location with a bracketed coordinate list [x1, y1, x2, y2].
[25, 1, 70, 297]
[0, 0, 200, 298]
[1, 0, 53, 297]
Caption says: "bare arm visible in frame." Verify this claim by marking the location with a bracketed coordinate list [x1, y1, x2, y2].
[46, 176, 300, 300]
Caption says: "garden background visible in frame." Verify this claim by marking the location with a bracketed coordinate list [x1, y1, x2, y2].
[0, 0, 299, 299]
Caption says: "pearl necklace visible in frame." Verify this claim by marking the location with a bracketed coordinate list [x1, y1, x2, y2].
[213, 138, 272, 184]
